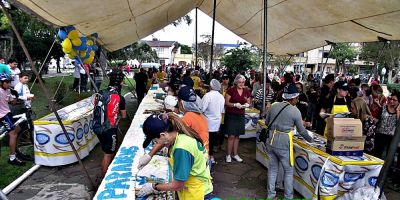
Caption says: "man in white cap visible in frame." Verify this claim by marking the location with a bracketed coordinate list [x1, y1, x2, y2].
[202, 79, 225, 163]
[265, 83, 314, 200]
[164, 95, 178, 113]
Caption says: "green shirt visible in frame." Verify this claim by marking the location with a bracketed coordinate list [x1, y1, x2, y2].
[0, 64, 11, 75]
[170, 134, 213, 195]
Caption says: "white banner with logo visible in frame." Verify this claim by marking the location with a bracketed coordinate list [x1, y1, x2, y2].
[33, 97, 99, 166]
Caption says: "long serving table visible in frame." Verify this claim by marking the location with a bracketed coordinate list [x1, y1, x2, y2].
[256, 120, 384, 200]
[95, 85, 173, 200]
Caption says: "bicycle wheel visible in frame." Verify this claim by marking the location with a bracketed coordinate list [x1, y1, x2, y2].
[16, 128, 34, 161]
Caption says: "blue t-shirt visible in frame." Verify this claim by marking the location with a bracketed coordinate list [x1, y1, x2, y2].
[0, 64, 11, 75]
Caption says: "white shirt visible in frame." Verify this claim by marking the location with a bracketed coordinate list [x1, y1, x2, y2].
[14, 82, 32, 108]
[73, 63, 81, 78]
[202, 90, 225, 132]
[9, 66, 20, 88]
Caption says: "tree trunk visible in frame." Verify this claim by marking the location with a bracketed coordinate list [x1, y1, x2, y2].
[388, 69, 393, 84]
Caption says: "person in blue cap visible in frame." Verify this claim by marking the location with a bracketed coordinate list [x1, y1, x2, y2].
[265, 83, 314, 199]
[137, 113, 213, 199]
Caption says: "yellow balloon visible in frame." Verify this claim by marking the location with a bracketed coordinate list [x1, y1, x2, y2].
[84, 56, 94, 64]
[79, 50, 87, 57]
[86, 39, 94, 46]
[69, 49, 77, 57]
[89, 51, 95, 57]
[67, 30, 79, 39]
[61, 38, 72, 52]
[71, 37, 82, 46]
[62, 47, 69, 54]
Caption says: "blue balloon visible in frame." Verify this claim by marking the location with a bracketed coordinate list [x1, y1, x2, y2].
[65, 25, 75, 33]
[57, 29, 67, 40]
[92, 45, 98, 51]
[81, 51, 90, 60]
[74, 56, 82, 64]
[73, 37, 88, 51]
[91, 33, 98, 38]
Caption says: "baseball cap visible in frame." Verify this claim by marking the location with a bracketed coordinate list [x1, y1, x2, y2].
[181, 76, 194, 87]
[282, 83, 300, 100]
[222, 74, 229, 79]
[335, 81, 349, 91]
[178, 86, 197, 102]
[164, 95, 178, 110]
[142, 114, 170, 148]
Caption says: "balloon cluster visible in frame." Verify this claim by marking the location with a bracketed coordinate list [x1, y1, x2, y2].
[58, 26, 99, 64]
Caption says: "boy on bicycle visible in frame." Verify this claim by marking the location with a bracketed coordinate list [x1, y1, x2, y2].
[0, 73, 24, 166]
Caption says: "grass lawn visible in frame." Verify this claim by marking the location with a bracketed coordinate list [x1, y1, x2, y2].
[0, 74, 136, 189]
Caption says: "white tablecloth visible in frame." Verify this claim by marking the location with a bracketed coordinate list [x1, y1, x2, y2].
[94, 85, 172, 200]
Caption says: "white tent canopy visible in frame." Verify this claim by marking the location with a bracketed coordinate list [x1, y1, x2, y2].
[14, 0, 400, 55]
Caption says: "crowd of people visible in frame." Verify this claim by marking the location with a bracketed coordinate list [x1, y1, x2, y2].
[0, 57, 34, 166]
[127, 64, 400, 199]
[2, 55, 399, 198]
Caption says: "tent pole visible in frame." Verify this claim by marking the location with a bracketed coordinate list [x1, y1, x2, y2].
[0, 2, 95, 190]
[209, 0, 216, 72]
[262, 0, 268, 116]
[377, 122, 400, 197]
[30, 38, 56, 91]
[195, 7, 198, 68]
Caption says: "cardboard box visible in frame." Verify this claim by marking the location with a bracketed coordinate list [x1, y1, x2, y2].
[326, 136, 366, 156]
[326, 118, 362, 138]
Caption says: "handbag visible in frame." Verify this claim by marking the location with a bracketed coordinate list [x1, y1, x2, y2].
[258, 103, 290, 143]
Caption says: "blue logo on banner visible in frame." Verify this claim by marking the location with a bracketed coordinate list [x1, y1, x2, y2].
[344, 172, 365, 182]
[321, 171, 339, 187]
[55, 133, 75, 144]
[35, 133, 50, 145]
[76, 128, 84, 140]
[295, 156, 308, 171]
[84, 123, 89, 134]
[369, 176, 378, 186]
[311, 164, 322, 180]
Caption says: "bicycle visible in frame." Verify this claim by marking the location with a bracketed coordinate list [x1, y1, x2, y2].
[0, 112, 35, 161]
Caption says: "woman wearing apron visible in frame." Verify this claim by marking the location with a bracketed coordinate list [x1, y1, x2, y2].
[319, 81, 351, 138]
[137, 113, 213, 199]
[265, 83, 314, 199]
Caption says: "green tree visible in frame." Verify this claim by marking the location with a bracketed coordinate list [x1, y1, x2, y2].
[0, 8, 63, 69]
[193, 34, 224, 68]
[171, 15, 192, 26]
[270, 55, 294, 76]
[179, 44, 192, 54]
[360, 41, 400, 83]
[221, 45, 260, 72]
[109, 42, 158, 63]
[329, 43, 358, 74]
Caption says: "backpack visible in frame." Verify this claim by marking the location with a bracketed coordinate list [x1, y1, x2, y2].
[92, 88, 121, 135]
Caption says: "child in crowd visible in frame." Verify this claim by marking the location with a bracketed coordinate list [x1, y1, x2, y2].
[14, 72, 34, 109]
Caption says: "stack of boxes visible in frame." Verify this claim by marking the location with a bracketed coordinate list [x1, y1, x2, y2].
[325, 118, 365, 156]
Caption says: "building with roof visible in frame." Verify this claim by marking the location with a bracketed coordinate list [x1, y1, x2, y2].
[141, 38, 179, 65]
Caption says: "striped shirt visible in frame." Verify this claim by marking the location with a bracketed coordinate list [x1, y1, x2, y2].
[254, 88, 275, 104]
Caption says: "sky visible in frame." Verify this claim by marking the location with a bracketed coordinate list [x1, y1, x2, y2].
[143, 9, 248, 46]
